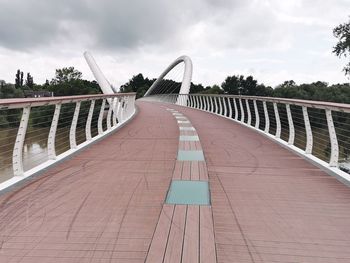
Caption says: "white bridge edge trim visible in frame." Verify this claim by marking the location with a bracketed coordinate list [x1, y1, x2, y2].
[144, 55, 193, 97]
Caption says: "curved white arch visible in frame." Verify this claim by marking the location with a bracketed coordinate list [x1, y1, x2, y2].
[144, 55, 193, 97]
[84, 51, 115, 95]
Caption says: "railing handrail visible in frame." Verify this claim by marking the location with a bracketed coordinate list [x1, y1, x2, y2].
[0, 93, 136, 109]
[185, 94, 350, 113]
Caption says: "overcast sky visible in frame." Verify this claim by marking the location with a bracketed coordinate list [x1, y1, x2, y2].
[0, 0, 349, 89]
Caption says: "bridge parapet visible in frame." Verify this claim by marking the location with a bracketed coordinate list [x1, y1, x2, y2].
[0, 93, 136, 190]
[144, 94, 350, 184]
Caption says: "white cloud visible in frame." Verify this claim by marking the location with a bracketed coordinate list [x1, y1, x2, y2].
[0, 0, 349, 88]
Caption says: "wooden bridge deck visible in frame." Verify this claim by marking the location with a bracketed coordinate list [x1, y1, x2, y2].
[0, 101, 350, 262]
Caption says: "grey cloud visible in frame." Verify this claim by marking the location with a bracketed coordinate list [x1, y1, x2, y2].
[0, 0, 250, 51]
[0, 0, 87, 50]
[1, 0, 341, 54]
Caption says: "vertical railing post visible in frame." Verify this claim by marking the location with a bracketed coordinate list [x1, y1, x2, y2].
[214, 97, 219, 114]
[210, 96, 214, 113]
[219, 96, 224, 115]
[254, 100, 259, 129]
[126, 96, 134, 118]
[118, 97, 124, 123]
[303, 106, 313, 154]
[13, 106, 31, 176]
[228, 98, 232, 118]
[86, 100, 95, 141]
[70, 101, 81, 149]
[325, 109, 339, 167]
[195, 96, 199, 109]
[115, 98, 121, 123]
[233, 98, 238, 120]
[112, 98, 118, 126]
[199, 96, 203, 110]
[98, 99, 106, 135]
[274, 102, 281, 139]
[246, 99, 251, 126]
[106, 98, 113, 130]
[286, 104, 294, 145]
[48, 104, 61, 159]
[239, 98, 244, 123]
[205, 96, 210, 111]
[223, 97, 227, 117]
[263, 101, 269, 133]
[189, 95, 193, 108]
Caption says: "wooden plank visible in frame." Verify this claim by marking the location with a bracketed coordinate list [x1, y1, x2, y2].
[200, 206, 217, 263]
[199, 162, 208, 180]
[182, 161, 191, 180]
[163, 205, 187, 263]
[173, 161, 183, 180]
[145, 205, 175, 263]
[195, 141, 202, 151]
[178, 141, 186, 151]
[190, 141, 197, 151]
[182, 205, 199, 263]
[191, 161, 200, 181]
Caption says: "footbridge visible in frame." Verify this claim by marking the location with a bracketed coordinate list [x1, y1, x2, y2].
[0, 55, 350, 263]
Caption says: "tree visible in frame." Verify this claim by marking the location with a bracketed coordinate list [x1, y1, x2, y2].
[51, 67, 82, 84]
[25, 73, 34, 89]
[201, 84, 224, 94]
[221, 75, 241, 94]
[15, 69, 24, 88]
[221, 75, 272, 96]
[120, 73, 155, 98]
[46, 67, 100, 96]
[190, 83, 205, 93]
[333, 18, 350, 77]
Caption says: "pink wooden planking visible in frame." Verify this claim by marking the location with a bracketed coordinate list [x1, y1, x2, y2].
[146, 205, 175, 263]
[2, 100, 350, 262]
[169, 103, 350, 263]
[182, 205, 200, 263]
[0, 102, 179, 263]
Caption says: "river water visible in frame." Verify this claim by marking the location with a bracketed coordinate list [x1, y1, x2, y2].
[0, 127, 87, 183]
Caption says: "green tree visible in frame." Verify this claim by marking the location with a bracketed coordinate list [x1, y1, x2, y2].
[333, 18, 350, 76]
[120, 73, 155, 98]
[51, 67, 82, 84]
[47, 67, 100, 96]
[25, 73, 34, 89]
[190, 83, 205, 93]
[15, 69, 24, 88]
[201, 85, 224, 94]
[221, 75, 272, 96]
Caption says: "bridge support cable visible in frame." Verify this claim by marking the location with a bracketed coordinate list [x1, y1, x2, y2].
[145, 93, 350, 184]
[0, 93, 137, 191]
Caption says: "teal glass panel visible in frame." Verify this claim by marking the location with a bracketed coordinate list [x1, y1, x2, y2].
[166, 180, 210, 205]
[177, 150, 204, 161]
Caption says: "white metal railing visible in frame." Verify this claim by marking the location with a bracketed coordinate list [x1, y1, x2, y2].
[144, 94, 350, 182]
[0, 93, 136, 190]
